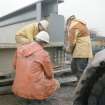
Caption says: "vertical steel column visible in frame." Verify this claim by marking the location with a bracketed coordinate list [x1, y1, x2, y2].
[54, 0, 58, 14]
[36, 2, 42, 21]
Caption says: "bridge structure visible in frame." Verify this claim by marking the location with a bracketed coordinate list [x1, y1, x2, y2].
[0, 0, 64, 73]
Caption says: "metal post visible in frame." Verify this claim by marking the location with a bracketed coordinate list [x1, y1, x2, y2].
[36, 2, 42, 21]
[54, 0, 58, 14]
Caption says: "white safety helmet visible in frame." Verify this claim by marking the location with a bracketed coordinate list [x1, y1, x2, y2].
[35, 31, 50, 43]
[77, 19, 86, 25]
[39, 20, 49, 31]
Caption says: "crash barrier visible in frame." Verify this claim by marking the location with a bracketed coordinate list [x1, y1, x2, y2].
[0, 73, 13, 95]
[46, 46, 71, 67]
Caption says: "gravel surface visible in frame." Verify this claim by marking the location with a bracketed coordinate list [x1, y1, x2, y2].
[0, 86, 75, 105]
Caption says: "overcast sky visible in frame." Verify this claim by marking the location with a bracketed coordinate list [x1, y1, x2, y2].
[0, 0, 105, 36]
[0, 0, 38, 16]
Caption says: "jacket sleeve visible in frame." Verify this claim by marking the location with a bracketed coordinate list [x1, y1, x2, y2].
[16, 24, 35, 42]
[42, 54, 54, 79]
[68, 28, 77, 54]
[16, 25, 28, 36]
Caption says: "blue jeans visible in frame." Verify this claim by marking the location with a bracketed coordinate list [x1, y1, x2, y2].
[16, 96, 51, 105]
[71, 58, 88, 78]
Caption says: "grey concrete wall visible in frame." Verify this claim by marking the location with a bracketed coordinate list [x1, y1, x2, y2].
[0, 49, 15, 73]
[0, 14, 64, 46]
[0, 10, 36, 27]
[48, 14, 64, 44]
[0, 19, 36, 43]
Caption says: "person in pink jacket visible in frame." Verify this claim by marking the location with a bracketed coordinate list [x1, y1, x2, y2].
[12, 31, 60, 105]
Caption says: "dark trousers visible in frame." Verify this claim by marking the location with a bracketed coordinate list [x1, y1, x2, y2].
[16, 96, 51, 105]
[71, 58, 88, 78]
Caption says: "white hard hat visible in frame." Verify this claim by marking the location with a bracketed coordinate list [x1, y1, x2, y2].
[35, 31, 50, 43]
[76, 19, 86, 24]
[39, 20, 49, 30]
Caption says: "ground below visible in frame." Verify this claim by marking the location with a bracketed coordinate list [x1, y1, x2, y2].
[0, 86, 75, 105]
